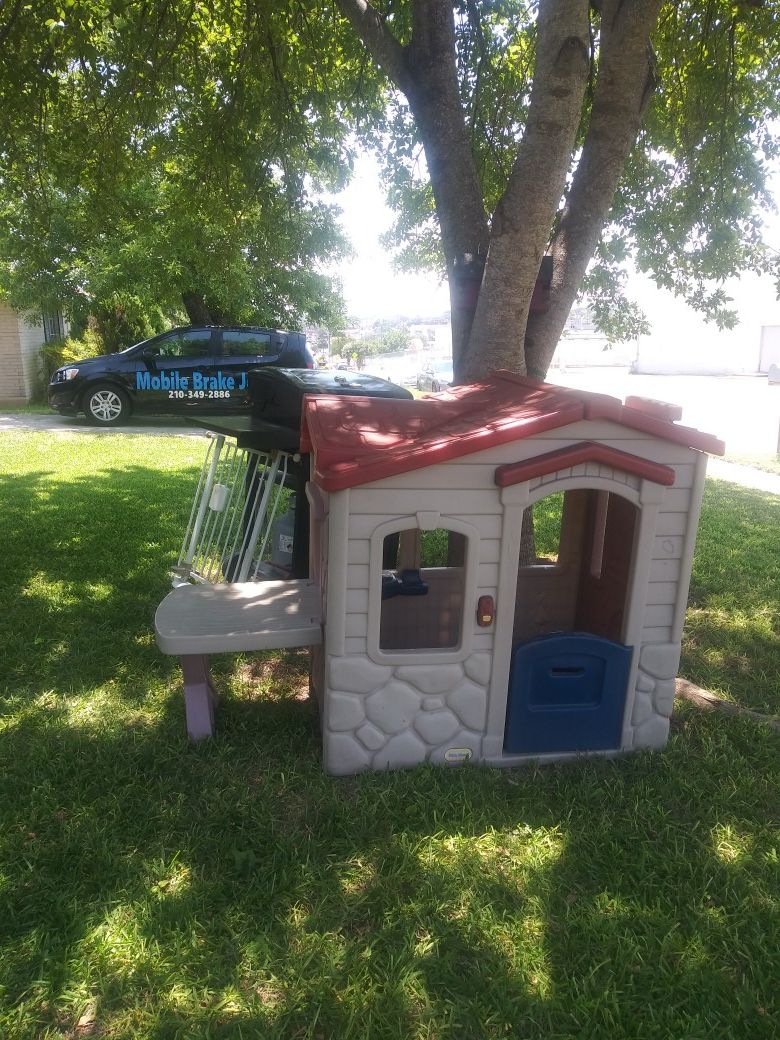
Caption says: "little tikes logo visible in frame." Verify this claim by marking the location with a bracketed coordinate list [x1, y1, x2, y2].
[135, 369, 247, 391]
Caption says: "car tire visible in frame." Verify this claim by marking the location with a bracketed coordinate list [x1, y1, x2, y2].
[417, 377, 424, 390]
[83, 384, 130, 426]
[432, 380, 440, 392]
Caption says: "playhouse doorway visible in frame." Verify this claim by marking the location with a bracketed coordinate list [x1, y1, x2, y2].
[513, 489, 637, 644]
[505, 489, 638, 754]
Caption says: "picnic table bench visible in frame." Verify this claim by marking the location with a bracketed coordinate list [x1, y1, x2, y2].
[155, 579, 322, 740]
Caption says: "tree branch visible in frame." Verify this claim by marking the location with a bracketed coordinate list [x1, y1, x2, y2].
[523, 0, 664, 376]
[463, 0, 591, 380]
[339, 0, 489, 367]
[333, 0, 410, 91]
[402, 0, 489, 257]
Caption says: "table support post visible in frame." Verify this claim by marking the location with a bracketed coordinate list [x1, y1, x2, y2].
[180, 654, 218, 740]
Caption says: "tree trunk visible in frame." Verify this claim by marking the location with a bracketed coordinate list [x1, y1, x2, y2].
[336, 0, 663, 383]
[336, 0, 665, 568]
[182, 291, 214, 325]
[403, 0, 592, 381]
[335, 0, 490, 372]
[462, 0, 590, 381]
[402, 1, 491, 374]
[523, 0, 663, 379]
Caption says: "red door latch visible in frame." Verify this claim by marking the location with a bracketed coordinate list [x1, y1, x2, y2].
[477, 595, 495, 627]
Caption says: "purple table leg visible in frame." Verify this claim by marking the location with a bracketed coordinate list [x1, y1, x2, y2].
[180, 654, 218, 740]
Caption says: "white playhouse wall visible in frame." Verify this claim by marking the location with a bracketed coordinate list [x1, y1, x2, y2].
[316, 418, 708, 775]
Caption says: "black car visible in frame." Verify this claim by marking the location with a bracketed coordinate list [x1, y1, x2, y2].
[48, 326, 314, 426]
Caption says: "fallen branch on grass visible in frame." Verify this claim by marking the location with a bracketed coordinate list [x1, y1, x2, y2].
[675, 678, 780, 731]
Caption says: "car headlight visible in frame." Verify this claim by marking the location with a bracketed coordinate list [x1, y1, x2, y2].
[63, 367, 79, 380]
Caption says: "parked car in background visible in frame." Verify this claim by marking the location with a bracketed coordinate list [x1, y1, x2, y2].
[416, 359, 453, 392]
[48, 326, 314, 426]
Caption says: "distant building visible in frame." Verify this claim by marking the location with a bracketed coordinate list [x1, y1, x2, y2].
[759, 325, 780, 373]
[564, 305, 597, 334]
[631, 272, 780, 376]
[409, 323, 452, 357]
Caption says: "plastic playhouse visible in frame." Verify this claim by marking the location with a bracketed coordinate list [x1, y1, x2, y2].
[155, 370, 724, 774]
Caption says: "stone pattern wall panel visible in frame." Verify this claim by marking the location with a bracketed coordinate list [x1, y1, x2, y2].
[630, 641, 681, 750]
[324, 653, 492, 775]
[323, 640, 683, 773]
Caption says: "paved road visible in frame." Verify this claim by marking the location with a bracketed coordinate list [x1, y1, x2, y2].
[0, 412, 207, 438]
[705, 458, 780, 496]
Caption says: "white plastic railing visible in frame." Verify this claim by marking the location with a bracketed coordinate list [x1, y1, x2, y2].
[173, 434, 294, 586]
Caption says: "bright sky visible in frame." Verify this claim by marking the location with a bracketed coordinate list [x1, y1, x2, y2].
[335, 153, 450, 321]
[335, 152, 780, 371]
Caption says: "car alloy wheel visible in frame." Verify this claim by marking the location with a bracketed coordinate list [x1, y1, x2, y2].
[86, 385, 128, 425]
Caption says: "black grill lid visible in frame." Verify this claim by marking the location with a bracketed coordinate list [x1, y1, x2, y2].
[248, 368, 413, 427]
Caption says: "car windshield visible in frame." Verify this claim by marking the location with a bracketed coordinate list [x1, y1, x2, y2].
[119, 338, 153, 354]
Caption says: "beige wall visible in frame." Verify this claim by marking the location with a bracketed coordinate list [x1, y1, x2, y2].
[0, 304, 46, 403]
[0, 302, 26, 402]
[18, 312, 46, 398]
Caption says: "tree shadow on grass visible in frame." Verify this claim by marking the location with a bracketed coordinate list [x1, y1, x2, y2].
[0, 463, 201, 704]
[681, 611, 779, 715]
[682, 482, 779, 715]
[1, 451, 777, 1037]
[2, 685, 777, 1039]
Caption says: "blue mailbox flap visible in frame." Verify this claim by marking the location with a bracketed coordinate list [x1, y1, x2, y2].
[505, 632, 632, 754]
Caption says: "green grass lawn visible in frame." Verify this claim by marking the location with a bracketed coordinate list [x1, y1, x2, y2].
[0, 402, 51, 414]
[1, 432, 778, 1040]
[682, 481, 780, 716]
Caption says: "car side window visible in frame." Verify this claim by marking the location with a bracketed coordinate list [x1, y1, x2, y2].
[153, 331, 213, 359]
[223, 331, 272, 357]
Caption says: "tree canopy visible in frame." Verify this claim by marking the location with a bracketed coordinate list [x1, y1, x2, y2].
[0, 2, 375, 337]
[335, 0, 780, 378]
[1, 1, 779, 370]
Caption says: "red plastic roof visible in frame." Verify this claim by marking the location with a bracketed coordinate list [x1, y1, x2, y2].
[301, 372, 725, 492]
[494, 441, 677, 488]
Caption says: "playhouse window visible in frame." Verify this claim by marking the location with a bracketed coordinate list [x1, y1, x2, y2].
[379, 528, 467, 651]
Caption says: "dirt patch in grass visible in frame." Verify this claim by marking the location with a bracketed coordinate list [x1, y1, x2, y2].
[237, 649, 311, 701]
